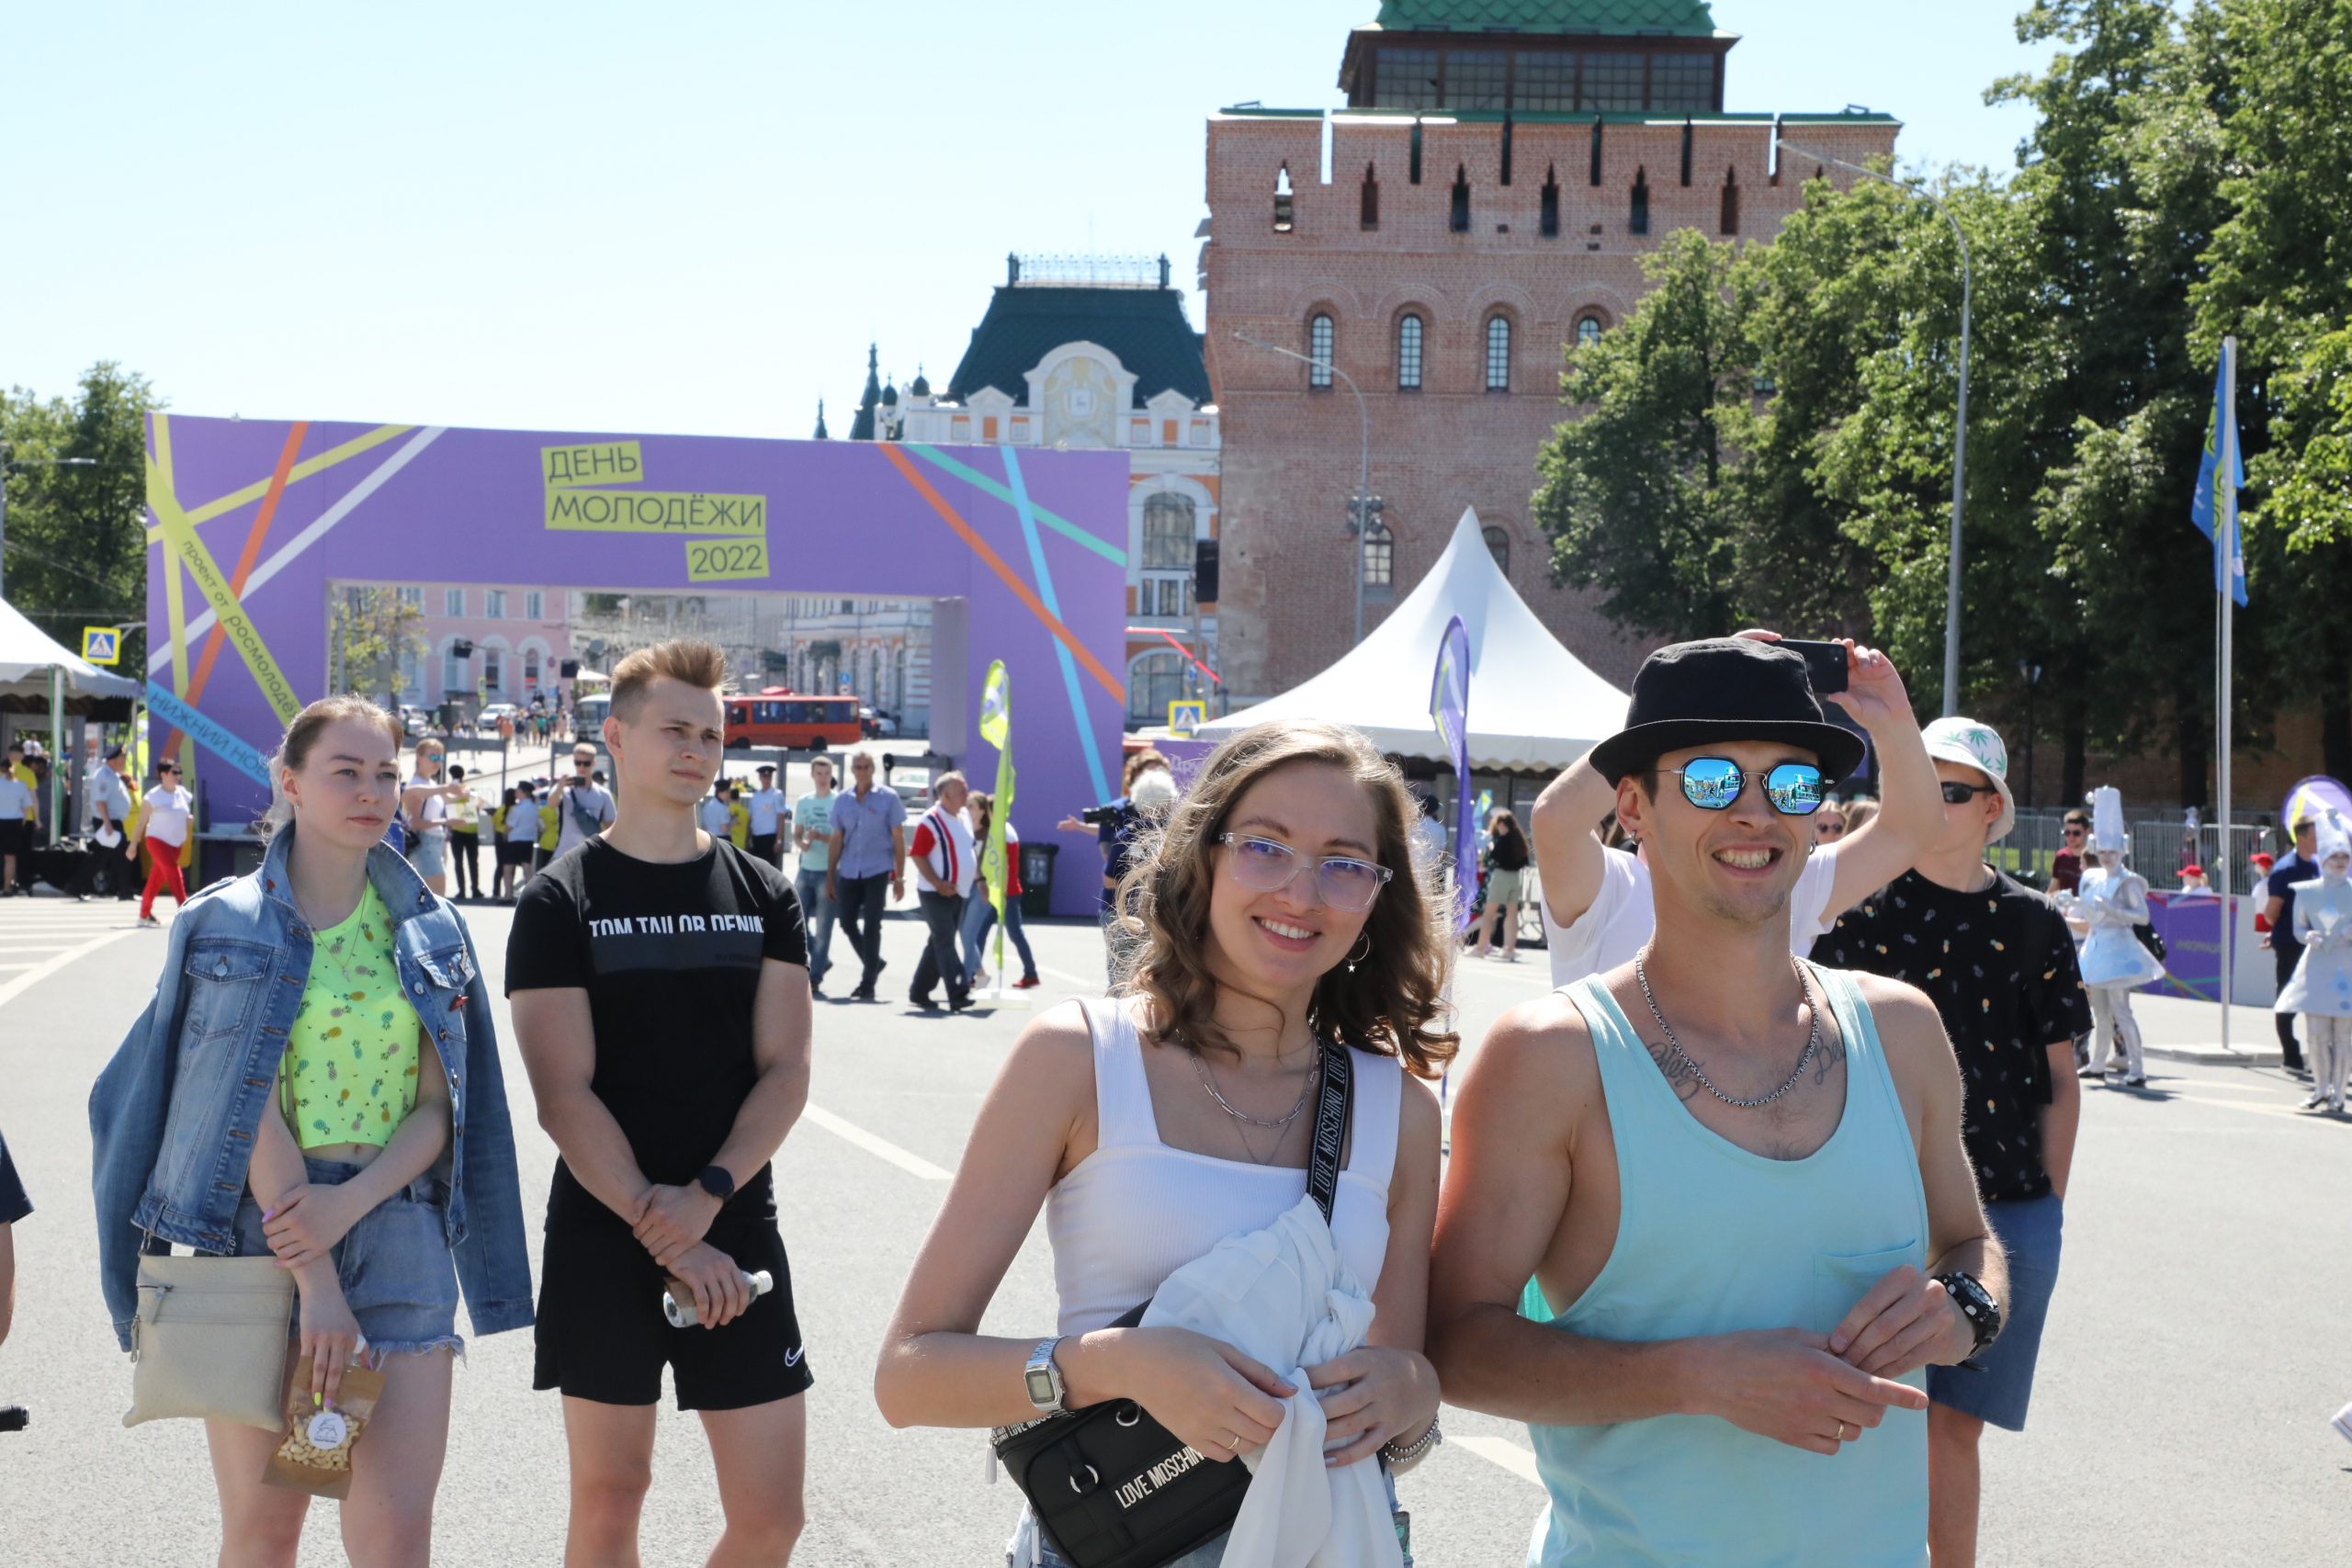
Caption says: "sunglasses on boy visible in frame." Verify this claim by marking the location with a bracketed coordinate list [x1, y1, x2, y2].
[1940, 781, 2000, 806]
[1661, 758, 1826, 816]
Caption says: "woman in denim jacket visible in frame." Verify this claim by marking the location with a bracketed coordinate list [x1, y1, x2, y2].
[90, 694, 532, 1567]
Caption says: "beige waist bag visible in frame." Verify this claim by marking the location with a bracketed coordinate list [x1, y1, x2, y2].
[126, 1254, 296, 1431]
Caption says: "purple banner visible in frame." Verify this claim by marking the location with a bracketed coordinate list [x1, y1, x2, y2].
[144, 414, 1130, 917]
[2143, 890, 2225, 1000]
[1429, 615, 1476, 931]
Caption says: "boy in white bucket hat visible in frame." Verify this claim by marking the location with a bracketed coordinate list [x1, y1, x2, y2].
[1813, 715, 2089, 1566]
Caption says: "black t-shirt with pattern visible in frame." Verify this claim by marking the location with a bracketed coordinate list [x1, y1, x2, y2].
[1812, 867, 2090, 1204]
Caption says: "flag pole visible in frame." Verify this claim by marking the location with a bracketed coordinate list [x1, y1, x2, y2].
[2218, 334, 2237, 1055]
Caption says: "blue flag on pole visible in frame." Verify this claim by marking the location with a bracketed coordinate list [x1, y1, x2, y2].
[2189, 356, 2248, 607]
[1429, 615, 1476, 932]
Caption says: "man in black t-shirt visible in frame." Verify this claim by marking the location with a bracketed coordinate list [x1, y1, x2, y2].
[508, 638, 814, 1565]
[1813, 716, 2087, 1568]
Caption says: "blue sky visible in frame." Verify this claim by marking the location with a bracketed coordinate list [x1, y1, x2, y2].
[1, 2, 2055, 443]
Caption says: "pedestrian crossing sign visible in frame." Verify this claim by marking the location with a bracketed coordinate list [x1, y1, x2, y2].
[1167, 700, 1206, 738]
[82, 626, 121, 665]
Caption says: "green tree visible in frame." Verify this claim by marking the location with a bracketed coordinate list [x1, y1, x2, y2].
[0, 363, 162, 671]
[327, 587, 426, 708]
[1532, 228, 1755, 639]
[2192, 0, 2352, 776]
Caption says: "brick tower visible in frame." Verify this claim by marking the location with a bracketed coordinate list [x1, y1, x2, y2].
[1202, 0, 1899, 705]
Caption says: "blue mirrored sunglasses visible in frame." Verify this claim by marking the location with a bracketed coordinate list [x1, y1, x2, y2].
[1661, 758, 1826, 816]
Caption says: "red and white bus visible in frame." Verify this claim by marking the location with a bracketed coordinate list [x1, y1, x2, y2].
[722, 689, 864, 750]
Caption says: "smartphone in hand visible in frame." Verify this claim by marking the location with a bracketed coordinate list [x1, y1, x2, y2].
[1778, 638, 1849, 695]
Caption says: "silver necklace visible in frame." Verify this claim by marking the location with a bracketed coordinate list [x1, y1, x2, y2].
[1192, 1051, 1319, 1130]
[1634, 949, 1822, 1110]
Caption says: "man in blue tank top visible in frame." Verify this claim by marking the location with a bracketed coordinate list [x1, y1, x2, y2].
[1430, 639, 2008, 1568]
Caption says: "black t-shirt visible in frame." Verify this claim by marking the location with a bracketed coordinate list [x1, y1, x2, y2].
[507, 838, 807, 1224]
[1812, 867, 2090, 1205]
[0, 1124, 28, 1224]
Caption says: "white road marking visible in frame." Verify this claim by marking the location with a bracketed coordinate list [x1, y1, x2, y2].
[1450, 1432, 1544, 1486]
[0, 927, 143, 1009]
[1035, 964, 1103, 991]
[801, 1104, 954, 1181]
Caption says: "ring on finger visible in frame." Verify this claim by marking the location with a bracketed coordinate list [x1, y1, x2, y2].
[1836, 1420, 1851, 1442]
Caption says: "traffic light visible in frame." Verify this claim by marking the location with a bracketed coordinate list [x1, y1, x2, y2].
[452, 638, 475, 659]
[560, 660, 580, 678]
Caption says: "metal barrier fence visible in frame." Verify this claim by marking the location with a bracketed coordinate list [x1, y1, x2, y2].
[1998, 807, 2279, 897]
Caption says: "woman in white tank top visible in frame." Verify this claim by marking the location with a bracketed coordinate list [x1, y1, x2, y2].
[876, 721, 1456, 1563]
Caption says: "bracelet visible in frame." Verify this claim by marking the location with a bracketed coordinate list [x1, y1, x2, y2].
[1380, 1416, 1442, 1464]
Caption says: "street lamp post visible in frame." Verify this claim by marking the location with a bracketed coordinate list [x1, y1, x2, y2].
[1778, 141, 1973, 717]
[1230, 331, 1374, 647]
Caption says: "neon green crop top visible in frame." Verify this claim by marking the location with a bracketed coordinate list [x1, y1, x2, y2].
[279, 883, 423, 1149]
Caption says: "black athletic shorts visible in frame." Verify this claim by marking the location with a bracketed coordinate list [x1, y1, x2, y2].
[0, 819, 27, 858]
[533, 1192, 814, 1411]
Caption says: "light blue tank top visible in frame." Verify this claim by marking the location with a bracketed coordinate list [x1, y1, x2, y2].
[1522, 963, 1929, 1567]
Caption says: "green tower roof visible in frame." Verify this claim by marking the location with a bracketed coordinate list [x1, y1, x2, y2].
[1371, 0, 1720, 35]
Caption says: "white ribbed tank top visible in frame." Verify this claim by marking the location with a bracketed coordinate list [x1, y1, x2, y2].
[1044, 997, 1402, 1336]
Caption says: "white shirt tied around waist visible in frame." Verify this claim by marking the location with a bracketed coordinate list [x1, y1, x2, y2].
[1044, 996, 1400, 1337]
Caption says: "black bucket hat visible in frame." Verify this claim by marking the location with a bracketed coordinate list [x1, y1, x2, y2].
[1589, 637, 1866, 785]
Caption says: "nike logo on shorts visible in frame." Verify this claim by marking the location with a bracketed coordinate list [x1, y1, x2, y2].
[785, 1347, 806, 1368]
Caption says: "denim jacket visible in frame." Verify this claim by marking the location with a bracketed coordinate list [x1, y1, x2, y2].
[90, 827, 535, 1351]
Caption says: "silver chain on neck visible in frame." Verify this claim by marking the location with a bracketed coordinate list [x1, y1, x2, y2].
[1192, 1051, 1320, 1130]
[1634, 949, 1823, 1110]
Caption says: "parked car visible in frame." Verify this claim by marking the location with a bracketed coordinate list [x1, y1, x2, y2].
[861, 706, 899, 739]
[478, 702, 521, 728]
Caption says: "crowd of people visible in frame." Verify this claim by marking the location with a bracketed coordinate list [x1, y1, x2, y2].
[0, 627, 2324, 1566]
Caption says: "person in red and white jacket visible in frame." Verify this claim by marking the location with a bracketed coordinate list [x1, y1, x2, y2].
[909, 772, 978, 1011]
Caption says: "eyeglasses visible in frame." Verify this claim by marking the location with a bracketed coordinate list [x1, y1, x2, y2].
[1814, 818, 1846, 838]
[1939, 782, 2000, 806]
[1217, 832, 1394, 912]
[574, 758, 595, 768]
[2062, 826, 2086, 838]
[1662, 759, 1826, 816]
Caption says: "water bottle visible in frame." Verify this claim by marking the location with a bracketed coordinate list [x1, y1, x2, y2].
[662, 1269, 774, 1327]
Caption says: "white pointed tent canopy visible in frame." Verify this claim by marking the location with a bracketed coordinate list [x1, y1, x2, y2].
[1196, 508, 1630, 770]
[0, 596, 140, 702]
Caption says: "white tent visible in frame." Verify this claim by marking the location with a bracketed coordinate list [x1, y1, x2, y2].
[1197, 508, 1629, 770]
[0, 596, 140, 705]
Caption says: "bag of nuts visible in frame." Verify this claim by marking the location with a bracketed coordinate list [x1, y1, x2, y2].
[262, 1355, 386, 1499]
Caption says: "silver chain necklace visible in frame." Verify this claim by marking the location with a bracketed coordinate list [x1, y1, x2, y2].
[1634, 949, 1822, 1110]
[1192, 1051, 1320, 1130]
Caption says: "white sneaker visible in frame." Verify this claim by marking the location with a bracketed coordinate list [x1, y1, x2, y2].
[2302, 1090, 2330, 1110]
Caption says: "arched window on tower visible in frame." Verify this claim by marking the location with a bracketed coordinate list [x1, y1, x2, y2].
[1720, 165, 1741, 235]
[1630, 167, 1650, 235]
[1449, 164, 1471, 232]
[1483, 525, 1510, 575]
[1363, 520, 1394, 593]
[1396, 314, 1423, 390]
[1274, 165, 1294, 232]
[1307, 312, 1334, 389]
[1140, 491, 1197, 618]
[1485, 315, 1512, 392]
[1360, 164, 1380, 230]
[1541, 165, 1561, 237]
[1575, 313, 1605, 349]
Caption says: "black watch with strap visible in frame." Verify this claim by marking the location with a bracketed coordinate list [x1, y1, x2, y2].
[696, 1165, 736, 1202]
[1935, 1271, 2002, 1360]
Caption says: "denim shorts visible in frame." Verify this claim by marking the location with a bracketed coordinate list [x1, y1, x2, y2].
[410, 832, 447, 877]
[1928, 1191, 2062, 1431]
[220, 1155, 463, 1359]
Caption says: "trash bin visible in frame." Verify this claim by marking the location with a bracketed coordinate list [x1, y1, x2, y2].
[1021, 841, 1057, 919]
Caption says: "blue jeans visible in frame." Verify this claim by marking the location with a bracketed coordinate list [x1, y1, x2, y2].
[796, 866, 837, 987]
[961, 889, 1037, 981]
[220, 1156, 461, 1359]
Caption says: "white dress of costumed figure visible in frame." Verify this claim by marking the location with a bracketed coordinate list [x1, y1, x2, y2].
[2077, 787, 2162, 1081]
[2277, 818, 2352, 1111]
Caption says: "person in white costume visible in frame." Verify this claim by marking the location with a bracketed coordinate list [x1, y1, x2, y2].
[876, 720, 1450, 1568]
[2275, 816, 2352, 1112]
[1532, 632, 1942, 984]
[2067, 787, 2165, 1087]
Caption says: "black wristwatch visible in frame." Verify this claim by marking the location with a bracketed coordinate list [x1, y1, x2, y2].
[1935, 1271, 2002, 1359]
[696, 1165, 736, 1202]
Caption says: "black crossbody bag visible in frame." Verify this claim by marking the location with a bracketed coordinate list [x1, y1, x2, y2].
[991, 1038, 1353, 1568]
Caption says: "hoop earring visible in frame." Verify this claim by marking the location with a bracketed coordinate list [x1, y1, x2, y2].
[1344, 931, 1372, 974]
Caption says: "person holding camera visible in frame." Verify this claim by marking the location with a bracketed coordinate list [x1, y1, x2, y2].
[877, 720, 1449, 1565]
[552, 744, 618, 863]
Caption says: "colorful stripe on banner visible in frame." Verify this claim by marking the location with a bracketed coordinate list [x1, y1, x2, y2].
[148, 414, 304, 724]
[999, 444, 1113, 807]
[145, 682, 272, 787]
[902, 445, 1126, 568]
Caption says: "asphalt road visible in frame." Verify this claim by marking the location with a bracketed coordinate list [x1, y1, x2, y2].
[1, 886, 2346, 1564]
